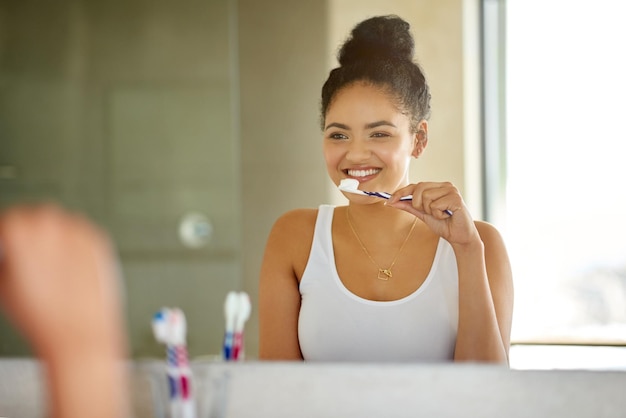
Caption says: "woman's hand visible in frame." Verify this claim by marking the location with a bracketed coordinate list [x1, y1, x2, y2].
[389, 183, 513, 363]
[0, 205, 125, 354]
[387, 182, 480, 247]
[0, 204, 129, 418]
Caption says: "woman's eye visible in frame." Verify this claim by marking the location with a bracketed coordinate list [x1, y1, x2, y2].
[371, 132, 391, 138]
[329, 132, 348, 140]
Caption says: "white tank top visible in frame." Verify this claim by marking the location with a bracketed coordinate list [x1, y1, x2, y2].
[298, 205, 459, 362]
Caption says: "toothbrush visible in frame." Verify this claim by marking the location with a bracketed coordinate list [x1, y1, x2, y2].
[232, 292, 251, 361]
[152, 308, 196, 418]
[152, 308, 181, 418]
[223, 291, 240, 360]
[170, 309, 195, 418]
[338, 178, 453, 216]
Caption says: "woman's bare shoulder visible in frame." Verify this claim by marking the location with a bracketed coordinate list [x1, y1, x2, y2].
[474, 220, 512, 279]
[263, 207, 321, 280]
[474, 220, 506, 247]
[271, 208, 319, 235]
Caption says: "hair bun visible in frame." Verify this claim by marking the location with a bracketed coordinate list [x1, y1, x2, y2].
[338, 15, 415, 65]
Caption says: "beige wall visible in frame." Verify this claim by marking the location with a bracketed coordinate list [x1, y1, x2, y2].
[239, 0, 482, 358]
[238, 0, 330, 358]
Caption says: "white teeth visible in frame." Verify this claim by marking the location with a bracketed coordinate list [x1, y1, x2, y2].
[347, 169, 380, 177]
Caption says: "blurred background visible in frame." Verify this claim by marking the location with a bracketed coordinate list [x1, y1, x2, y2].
[1, 0, 625, 367]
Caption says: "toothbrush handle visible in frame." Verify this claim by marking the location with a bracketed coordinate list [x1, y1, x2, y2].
[223, 331, 233, 360]
[166, 346, 181, 418]
[179, 370, 196, 418]
[397, 195, 453, 216]
[232, 332, 244, 360]
[363, 190, 454, 216]
[175, 344, 196, 418]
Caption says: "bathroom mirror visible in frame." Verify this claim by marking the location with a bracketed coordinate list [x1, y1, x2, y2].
[2, 0, 624, 369]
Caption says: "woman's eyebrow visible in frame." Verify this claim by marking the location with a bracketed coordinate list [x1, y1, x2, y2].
[324, 120, 397, 131]
[324, 122, 350, 131]
[365, 120, 397, 129]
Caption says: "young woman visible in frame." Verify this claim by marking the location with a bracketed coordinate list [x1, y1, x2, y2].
[259, 15, 513, 363]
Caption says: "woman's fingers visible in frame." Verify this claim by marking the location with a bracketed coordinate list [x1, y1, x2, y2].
[390, 182, 457, 217]
[388, 182, 480, 245]
[0, 204, 125, 351]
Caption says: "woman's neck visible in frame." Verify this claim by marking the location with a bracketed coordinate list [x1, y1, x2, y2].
[345, 201, 419, 236]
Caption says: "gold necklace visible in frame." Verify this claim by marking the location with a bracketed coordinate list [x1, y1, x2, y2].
[345, 206, 418, 281]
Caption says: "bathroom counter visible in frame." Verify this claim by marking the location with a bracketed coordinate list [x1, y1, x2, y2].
[1, 358, 625, 417]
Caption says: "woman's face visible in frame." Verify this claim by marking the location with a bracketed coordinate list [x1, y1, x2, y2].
[322, 82, 426, 199]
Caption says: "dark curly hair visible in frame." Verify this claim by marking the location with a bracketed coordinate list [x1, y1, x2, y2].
[320, 15, 431, 133]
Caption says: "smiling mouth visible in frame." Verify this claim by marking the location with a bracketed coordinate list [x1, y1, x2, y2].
[345, 168, 381, 178]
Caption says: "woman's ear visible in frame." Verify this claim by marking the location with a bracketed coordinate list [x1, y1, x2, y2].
[411, 120, 429, 158]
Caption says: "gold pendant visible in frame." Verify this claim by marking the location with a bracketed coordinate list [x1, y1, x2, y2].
[377, 269, 392, 281]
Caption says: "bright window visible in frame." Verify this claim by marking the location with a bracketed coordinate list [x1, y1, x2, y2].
[492, 0, 626, 345]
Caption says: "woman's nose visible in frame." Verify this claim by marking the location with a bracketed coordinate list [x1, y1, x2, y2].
[346, 139, 371, 162]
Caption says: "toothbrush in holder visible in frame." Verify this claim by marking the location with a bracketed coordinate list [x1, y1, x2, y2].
[152, 308, 196, 418]
[232, 292, 251, 361]
[223, 291, 252, 361]
[338, 179, 453, 217]
[223, 291, 239, 360]
[152, 309, 179, 418]
[170, 309, 195, 418]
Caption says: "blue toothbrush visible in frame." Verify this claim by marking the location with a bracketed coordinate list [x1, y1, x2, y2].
[338, 179, 453, 217]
